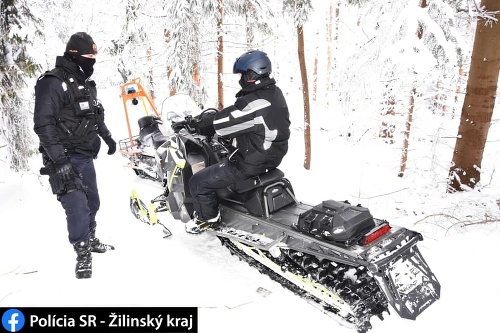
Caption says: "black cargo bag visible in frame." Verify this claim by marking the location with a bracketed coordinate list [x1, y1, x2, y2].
[295, 200, 375, 244]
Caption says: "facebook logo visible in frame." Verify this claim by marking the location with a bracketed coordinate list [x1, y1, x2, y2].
[1, 309, 25, 332]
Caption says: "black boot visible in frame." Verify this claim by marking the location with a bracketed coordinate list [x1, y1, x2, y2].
[73, 240, 92, 279]
[89, 227, 115, 253]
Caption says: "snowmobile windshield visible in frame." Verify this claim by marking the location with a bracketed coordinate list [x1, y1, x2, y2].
[162, 94, 202, 121]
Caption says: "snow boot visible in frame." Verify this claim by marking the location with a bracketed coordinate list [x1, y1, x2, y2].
[73, 240, 92, 279]
[185, 212, 221, 234]
[89, 227, 115, 253]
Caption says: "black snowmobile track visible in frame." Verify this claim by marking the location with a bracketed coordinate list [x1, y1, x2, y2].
[217, 236, 389, 333]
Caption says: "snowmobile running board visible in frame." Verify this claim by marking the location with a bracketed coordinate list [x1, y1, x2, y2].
[212, 203, 440, 321]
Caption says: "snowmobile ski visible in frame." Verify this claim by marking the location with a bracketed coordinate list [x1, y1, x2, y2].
[130, 189, 172, 237]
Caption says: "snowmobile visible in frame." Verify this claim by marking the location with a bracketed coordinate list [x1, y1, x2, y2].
[118, 78, 165, 181]
[119, 87, 440, 332]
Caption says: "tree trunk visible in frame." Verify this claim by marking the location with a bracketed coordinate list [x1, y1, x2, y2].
[313, 50, 318, 102]
[397, 0, 427, 176]
[217, 0, 224, 110]
[380, 90, 396, 144]
[164, 29, 177, 96]
[454, 65, 464, 117]
[147, 46, 156, 103]
[168, 66, 176, 96]
[448, 0, 500, 192]
[245, 1, 254, 49]
[297, 26, 311, 170]
[193, 62, 200, 86]
[326, 3, 333, 94]
[398, 88, 416, 177]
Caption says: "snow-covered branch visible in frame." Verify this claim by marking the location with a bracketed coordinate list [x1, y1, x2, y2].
[457, 0, 499, 25]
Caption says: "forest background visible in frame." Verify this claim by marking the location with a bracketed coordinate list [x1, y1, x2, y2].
[2, 0, 500, 193]
[1, 1, 500, 332]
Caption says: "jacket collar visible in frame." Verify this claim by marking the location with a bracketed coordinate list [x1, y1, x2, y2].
[236, 76, 276, 97]
[55, 55, 86, 82]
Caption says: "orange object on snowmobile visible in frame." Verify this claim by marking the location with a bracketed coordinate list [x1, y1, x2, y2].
[120, 78, 159, 151]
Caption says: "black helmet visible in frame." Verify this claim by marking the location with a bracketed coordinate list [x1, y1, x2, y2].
[233, 50, 272, 76]
[233, 50, 272, 88]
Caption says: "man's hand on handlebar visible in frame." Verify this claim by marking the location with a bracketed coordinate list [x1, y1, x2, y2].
[196, 110, 216, 137]
[171, 109, 217, 136]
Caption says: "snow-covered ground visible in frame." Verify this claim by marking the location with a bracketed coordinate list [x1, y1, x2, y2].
[1, 85, 499, 333]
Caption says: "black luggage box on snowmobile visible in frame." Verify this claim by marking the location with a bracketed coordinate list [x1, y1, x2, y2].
[294, 200, 376, 245]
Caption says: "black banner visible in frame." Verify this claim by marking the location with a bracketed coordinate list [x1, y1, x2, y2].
[1, 307, 197, 333]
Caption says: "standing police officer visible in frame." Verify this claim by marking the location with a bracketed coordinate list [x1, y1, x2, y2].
[33, 32, 116, 279]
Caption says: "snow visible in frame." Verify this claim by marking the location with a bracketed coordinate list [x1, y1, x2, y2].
[1, 1, 500, 332]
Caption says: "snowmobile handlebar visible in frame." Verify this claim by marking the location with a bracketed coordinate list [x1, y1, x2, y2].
[171, 115, 197, 132]
[171, 108, 218, 135]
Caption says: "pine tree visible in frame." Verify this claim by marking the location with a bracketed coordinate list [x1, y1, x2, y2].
[231, 0, 276, 50]
[109, 0, 145, 83]
[0, 0, 41, 171]
[108, 0, 164, 92]
[337, 0, 468, 180]
[163, 0, 218, 106]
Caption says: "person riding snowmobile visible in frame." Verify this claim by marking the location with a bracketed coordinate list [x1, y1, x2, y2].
[185, 50, 291, 234]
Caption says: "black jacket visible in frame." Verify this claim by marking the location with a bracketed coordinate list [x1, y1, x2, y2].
[214, 77, 290, 176]
[33, 55, 111, 163]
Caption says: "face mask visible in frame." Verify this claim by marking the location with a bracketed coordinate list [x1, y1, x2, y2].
[75, 56, 96, 78]
[238, 75, 247, 88]
[238, 71, 261, 89]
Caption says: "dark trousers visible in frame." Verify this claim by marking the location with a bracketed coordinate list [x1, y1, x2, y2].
[59, 153, 100, 244]
[189, 161, 246, 221]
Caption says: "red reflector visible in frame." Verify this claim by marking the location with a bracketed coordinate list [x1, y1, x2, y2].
[363, 224, 391, 245]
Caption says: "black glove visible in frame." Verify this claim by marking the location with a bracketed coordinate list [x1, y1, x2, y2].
[55, 159, 76, 181]
[104, 136, 116, 155]
[197, 112, 216, 137]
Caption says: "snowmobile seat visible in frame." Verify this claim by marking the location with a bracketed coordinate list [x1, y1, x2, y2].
[138, 115, 159, 131]
[138, 115, 169, 148]
[150, 132, 169, 149]
[219, 168, 297, 217]
[232, 168, 285, 194]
